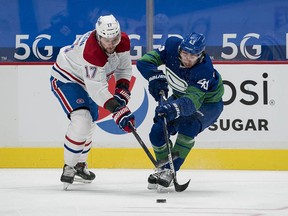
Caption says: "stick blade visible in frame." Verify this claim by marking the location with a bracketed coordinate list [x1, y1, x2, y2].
[174, 179, 191, 192]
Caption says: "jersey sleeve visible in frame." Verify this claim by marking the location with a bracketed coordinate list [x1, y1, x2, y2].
[136, 50, 164, 80]
[113, 51, 132, 83]
[114, 33, 132, 83]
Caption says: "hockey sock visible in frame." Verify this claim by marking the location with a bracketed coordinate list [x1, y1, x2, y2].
[152, 140, 173, 161]
[78, 140, 92, 162]
[78, 123, 95, 163]
[172, 134, 195, 170]
[64, 109, 94, 166]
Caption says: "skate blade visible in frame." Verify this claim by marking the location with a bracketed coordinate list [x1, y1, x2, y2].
[147, 183, 158, 190]
[157, 183, 174, 193]
[157, 185, 166, 193]
[63, 182, 70, 190]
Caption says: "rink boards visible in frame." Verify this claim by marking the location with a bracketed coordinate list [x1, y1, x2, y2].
[0, 63, 287, 169]
[1, 147, 288, 170]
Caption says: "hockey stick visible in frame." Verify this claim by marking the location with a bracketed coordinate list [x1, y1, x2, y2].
[129, 123, 157, 167]
[159, 91, 190, 192]
[129, 123, 179, 168]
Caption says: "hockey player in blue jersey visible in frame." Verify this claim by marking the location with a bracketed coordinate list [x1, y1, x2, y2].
[136, 32, 224, 189]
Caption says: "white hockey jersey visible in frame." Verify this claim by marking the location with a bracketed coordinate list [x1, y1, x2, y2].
[51, 30, 132, 108]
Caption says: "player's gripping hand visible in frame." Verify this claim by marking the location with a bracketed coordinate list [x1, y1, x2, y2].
[113, 106, 135, 133]
[114, 87, 131, 106]
[155, 103, 180, 122]
[148, 70, 169, 102]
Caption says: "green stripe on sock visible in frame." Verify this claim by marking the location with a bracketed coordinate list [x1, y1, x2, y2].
[152, 140, 173, 161]
[172, 134, 195, 159]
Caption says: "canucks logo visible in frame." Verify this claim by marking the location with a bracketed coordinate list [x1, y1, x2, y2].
[165, 67, 188, 93]
[96, 76, 149, 134]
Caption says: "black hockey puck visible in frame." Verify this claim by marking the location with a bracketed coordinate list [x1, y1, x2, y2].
[156, 199, 166, 203]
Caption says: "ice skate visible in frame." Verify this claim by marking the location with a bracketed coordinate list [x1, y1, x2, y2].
[157, 168, 174, 188]
[74, 162, 95, 183]
[147, 168, 165, 190]
[60, 164, 76, 190]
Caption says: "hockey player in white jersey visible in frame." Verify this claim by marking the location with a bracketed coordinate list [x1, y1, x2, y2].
[50, 15, 135, 189]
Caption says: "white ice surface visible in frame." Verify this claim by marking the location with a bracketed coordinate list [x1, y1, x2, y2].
[0, 169, 288, 216]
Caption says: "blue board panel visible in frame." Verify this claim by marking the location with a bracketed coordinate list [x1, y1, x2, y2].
[0, 0, 287, 62]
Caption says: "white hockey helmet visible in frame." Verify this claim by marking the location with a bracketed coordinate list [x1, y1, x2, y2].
[95, 15, 121, 39]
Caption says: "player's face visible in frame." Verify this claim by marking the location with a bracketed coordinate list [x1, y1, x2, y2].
[99, 34, 121, 54]
[179, 50, 199, 68]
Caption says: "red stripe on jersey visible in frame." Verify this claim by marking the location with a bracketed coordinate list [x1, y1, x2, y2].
[65, 135, 86, 145]
[115, 32, 131, 52]
[83, 31, 130, 67]
[84, 30, 108, 67]
[51, 78, 73, 113]
[55, 63, 85, 86]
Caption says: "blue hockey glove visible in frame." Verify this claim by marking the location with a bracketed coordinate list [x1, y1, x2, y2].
[155, 102, 180, 122]
[112, 106, 135, 133]
[148, 70, 169, 101]
[114, 87, 131, 106]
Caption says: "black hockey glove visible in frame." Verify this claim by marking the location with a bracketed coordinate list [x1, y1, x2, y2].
[148, 70, 168, 102]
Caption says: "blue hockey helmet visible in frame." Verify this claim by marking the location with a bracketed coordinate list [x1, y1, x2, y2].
[179, 32, 206, 55]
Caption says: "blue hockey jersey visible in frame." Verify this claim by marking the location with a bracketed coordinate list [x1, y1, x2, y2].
[137, 36, 224, 116]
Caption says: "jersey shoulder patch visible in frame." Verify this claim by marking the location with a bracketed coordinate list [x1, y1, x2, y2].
[115, 32, 130, 53]
[83, 30, 108, 67]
